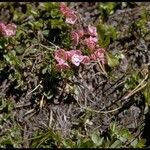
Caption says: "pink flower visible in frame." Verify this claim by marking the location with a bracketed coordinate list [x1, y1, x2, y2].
[90, 48, 106, 64]
[71, 54, 83, 66]
[77, 29, 84, 38]
[91, 37, 98, 43]
[0, 22, 17, 37]
[70, 53, 90, 66]
[54, 48, 70, 71]
[88, 25, 97, 37]
[0, 22, 6, 31]
[65, 13, 77, 25]
[5, 24, 17, 37]
[60, 2, 77, 25]
[66, 50, 82, 60]
[54, 47, 94, 69]
[56, 59, 70, 71]
[71, 29, 85, 46]
[54, 49, 68, 63]
[71, 31, 80, 46]
[60, 2, 69, 16]
[83, 36, 98, 50]
[81, 56, 90, 64]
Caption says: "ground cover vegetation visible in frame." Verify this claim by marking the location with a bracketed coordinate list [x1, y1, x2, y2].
[0, 2, 150, 148]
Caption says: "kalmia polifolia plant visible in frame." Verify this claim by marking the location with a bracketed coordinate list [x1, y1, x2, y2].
[54, 2, 107, 74]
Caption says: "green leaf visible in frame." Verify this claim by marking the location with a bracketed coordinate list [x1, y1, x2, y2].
[119, 136, 127, 143]
[51, 18, 64, 29]
[15, 45, 25, 55]
[106, 52, 119, 67]
[100, 2, 116, 15]
[4, 51, 23, 68]
[110, 140, 122, 148]
[136, 139, 145, 148]
[131, 139, 138, 148]
[42, 30, 49, 36]
[91, 132, 99, 144]
[43, 91, 53, 100]
[62, 139, 75, 148]
[143, 83, 150, 106]
[0, 37, 7, 49]
[79, 139, 94, 148]
[91, 132, 102, 146]
[33, 20, 43, 30]
[42, 67, 48, 74]
[30, 9, 38, 15]
[51, 8, 61, 18]
[97, 24, 118, 48]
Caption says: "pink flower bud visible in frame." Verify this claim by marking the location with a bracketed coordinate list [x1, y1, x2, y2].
[81, 56, 90, 64]
[71, 31, 80, 46]
[54, 49, 68, 63]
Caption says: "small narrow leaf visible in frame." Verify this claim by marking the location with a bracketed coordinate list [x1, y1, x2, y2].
[91, 132, 101, 146]
[110, 140, 122, 148]
[106, 52, 119, 67]
[143, 84, 150, 106]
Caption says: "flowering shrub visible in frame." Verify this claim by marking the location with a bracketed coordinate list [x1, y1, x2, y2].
[0, 2, 148, 148]
[54, 2, 106, 72]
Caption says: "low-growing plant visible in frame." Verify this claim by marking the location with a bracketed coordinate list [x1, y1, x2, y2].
[0, 2, 149, 148]
[0, 97, 23, 148]
[29, 122, 145, 148]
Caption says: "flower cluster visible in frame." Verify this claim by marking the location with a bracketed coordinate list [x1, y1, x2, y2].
[60, 2, 78, 25]
[55, 49, 90, 70]
[70, 24, 99, 49]
[0, 22, 17, 37]
[55, 3, 106, 71]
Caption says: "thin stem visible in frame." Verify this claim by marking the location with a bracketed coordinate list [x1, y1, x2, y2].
[27, 81, 42, 96]
[123, 74, 148, 99]
[97, 60, 108, 76]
